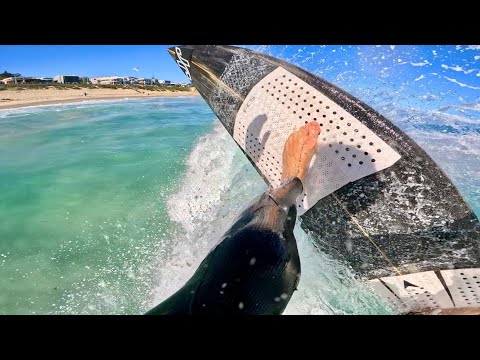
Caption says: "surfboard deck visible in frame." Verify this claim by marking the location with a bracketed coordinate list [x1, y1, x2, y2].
[168, 45, 480, 312]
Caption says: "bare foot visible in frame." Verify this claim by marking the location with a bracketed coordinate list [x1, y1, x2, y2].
[282, 121, 321, 183]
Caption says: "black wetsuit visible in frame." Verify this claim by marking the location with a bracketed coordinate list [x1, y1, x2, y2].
[145, 177, 303, 315]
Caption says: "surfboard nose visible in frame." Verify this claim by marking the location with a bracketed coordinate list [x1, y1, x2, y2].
[167, 45, 239, 104]
[167, 45, 243, 85]
[166, 45, 277, 134]
[168, 46, 194, 81]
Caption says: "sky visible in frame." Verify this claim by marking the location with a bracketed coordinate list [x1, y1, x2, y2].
[246, 45, 480, 115]
[0, 45, 187, 82]
[0, 45, 478, 115]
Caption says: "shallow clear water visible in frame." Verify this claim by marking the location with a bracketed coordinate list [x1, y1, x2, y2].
[1, 45, 479, 314]
[0, 97, 214, 314]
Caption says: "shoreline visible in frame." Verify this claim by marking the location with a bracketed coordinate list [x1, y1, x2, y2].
[0, 88, 200, 111]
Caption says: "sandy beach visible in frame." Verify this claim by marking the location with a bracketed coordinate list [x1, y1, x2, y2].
[0, 87, 199, 110]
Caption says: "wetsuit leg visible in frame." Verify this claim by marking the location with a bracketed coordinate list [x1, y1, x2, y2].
[145, 177, 303, 315]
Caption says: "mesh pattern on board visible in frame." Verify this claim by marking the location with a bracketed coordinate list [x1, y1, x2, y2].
[209, 52, 273, 133]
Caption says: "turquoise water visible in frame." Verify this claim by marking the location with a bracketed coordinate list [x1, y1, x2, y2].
[0, 97, 215, 314]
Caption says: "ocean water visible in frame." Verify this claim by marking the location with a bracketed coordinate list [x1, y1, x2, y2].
[1, 45, 479, 315]
[0, 97, 214, 314]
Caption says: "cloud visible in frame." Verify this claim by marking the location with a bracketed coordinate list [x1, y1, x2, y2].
[132, 67, 139, 72]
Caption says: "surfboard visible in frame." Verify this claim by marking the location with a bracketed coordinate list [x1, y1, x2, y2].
[168, 45, 480, 313]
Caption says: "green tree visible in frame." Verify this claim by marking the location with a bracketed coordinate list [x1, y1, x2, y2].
[0, 71, 22, 79]
[0, 71, 12, 79]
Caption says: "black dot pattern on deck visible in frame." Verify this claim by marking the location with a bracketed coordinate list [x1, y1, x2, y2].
[404, 283, 440, 309]
[453, 271, 480, 305]
[254, 74, 387, 176]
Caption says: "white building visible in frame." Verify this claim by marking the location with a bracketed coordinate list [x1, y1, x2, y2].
[90, 76, 125, 85]
[122, 76, 136, 84]
[1, 77, 19, 84]
[127, 77, 140, 85]
[136, 78, 153, 86]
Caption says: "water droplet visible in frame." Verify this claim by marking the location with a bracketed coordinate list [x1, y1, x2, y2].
[274, 297, 281, 302]
[249, 257, 256, 266]
[221, 283, 228, 288]
[238, 302, 244, 310]
[280, 293, 288, 300]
